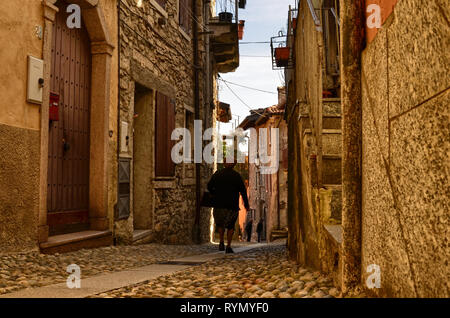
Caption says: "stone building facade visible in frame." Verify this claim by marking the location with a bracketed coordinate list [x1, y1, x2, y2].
[115, 0, 241, 245]
[285, 0, 449, 297]
[240, 88, 289, 243]
[116, 0, 210, 245]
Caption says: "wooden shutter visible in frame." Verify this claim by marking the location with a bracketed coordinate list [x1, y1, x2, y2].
[155, 91, 176, 177]
[179, 0, 192, 34]
[155, 0, 167, 9]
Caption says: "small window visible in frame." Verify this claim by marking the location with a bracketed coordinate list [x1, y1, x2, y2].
[179, 0, 192, 35]
[155, 0, 167, 10]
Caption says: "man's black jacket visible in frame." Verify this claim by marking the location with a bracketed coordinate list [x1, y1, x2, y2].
[207, 167, 250, 212]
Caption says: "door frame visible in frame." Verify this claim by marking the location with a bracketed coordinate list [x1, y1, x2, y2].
[40, 0, 115, 242]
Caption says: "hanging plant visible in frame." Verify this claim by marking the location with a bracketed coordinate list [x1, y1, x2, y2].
[219, 0, 233, 23]
[238, 20, 245, 40]
[275, 46, 290, 67]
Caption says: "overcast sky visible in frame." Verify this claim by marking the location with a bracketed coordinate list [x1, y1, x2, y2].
[217, 0, 297, 135]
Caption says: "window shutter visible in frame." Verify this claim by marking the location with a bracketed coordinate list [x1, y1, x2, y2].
[179, 0, 192, 34]
[155, 91, 176, 177]
[155, 0, 167, 9]
[187, 0, 192, 34]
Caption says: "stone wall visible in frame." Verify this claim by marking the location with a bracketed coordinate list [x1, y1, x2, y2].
[361, 0, 449, 297]
[0, 125, 40, 253]
[287, 0, 325, 269]
[103, 0, 120, 243]
[117, 0, 213, 245]
[0, 0, 44, 253]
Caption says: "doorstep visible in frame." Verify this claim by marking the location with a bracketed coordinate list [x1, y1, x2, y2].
[132, 229, 152, 243]
[40, 230, 113, 254]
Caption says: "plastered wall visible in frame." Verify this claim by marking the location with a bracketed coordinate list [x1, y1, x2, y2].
[361, 0, 449, 297]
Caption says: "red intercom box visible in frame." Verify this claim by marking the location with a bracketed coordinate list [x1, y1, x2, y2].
[49, 92, 59, 121]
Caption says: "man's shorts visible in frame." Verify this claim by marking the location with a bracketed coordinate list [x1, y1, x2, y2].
[213, 208, 239, 230]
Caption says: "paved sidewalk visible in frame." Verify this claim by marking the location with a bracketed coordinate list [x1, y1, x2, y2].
[1, 243, 265, 298]
[0, 243, 218, 296]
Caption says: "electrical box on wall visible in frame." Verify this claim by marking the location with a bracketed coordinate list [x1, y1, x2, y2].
[27, 56, 44, 104]
[120, 121, 129, 153]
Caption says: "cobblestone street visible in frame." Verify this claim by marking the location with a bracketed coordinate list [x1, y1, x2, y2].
[0, 241, 358, 299]
[0, 244, 218, 295]
[92, 243, 343, 299]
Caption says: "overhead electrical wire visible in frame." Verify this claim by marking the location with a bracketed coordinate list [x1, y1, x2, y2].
[219, 77, 267, 118]
[239, 41, 271, 44]
[218, 78, 277, 94]
[125, 1, 272, 119]
[119, 0, 209, 65]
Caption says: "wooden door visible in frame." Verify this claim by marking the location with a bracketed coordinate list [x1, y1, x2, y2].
[47, 1, 91, 235]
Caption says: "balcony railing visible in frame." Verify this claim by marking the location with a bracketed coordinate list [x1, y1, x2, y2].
[209, 0, 240, 73]
[271, 31, 294, 70]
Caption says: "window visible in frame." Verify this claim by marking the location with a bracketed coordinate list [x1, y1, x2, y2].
[155, 0, 167, 10]
[155, 91, 176, 177]
[185, 108, 194, 159]
[179, 0, 192, 35]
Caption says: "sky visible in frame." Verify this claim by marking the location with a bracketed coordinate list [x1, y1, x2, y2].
[216, 0, 297, 135]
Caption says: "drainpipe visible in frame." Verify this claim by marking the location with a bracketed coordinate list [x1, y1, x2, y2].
[205, 0, 211, 126]
[340, 0, 365, 294]
[193, 0, 202, 244]
[115, 0, 121, 246]
[276, 117, 282, 230]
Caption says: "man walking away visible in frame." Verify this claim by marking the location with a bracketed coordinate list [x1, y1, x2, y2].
[208, 162, 250, 253]
[245, 219, 253, 242]
[256, 218, 263, 243]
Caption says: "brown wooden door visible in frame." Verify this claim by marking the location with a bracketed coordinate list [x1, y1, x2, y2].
[47, 1, 91, 235]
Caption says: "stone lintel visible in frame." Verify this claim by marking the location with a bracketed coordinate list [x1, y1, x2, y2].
[69, 0, 99, 9]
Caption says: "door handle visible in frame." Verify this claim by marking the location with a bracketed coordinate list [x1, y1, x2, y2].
[62, 138, 70, 153]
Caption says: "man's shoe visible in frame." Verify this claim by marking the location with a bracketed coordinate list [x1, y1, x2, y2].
[219, 242, 225, 251]
[225, 246, 234, 254]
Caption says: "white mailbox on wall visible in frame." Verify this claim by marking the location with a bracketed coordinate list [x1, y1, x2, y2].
[27, 56, 44, 104]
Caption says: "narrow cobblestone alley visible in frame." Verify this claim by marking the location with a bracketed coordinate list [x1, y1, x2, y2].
[91, 242, 345, 299]
[1, 241, 360, 299]
[0, 0, 447, 302]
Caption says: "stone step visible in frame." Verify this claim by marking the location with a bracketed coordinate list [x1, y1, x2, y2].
[303, 129, 342, 156]
[299, 116, 341, 132]
[322, 155, 342, 185]
[270, 229, 288, 241]
[132, 229, 153, 244]
[40, 230, 113, 254]
[323, 184, 342, 222]
[322, 98, 341, 116]
[271, 230, 288, 235]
